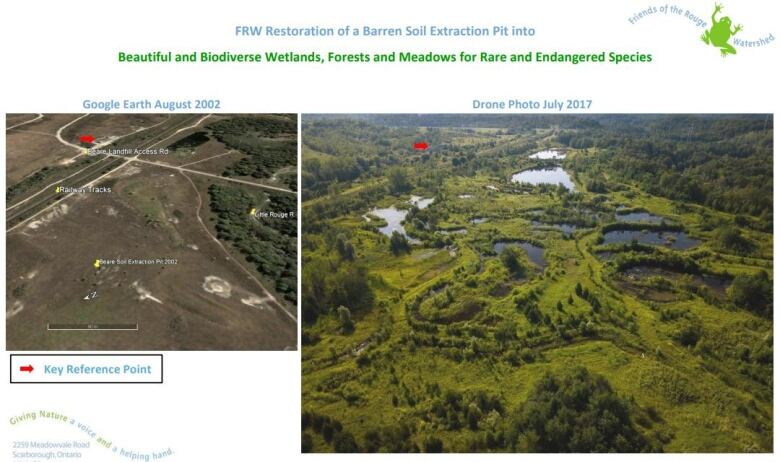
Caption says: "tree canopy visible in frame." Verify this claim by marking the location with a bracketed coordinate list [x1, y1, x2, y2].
[507, 367, 651, 452]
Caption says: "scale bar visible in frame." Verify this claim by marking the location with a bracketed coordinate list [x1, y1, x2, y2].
[47, 323, 139, 331]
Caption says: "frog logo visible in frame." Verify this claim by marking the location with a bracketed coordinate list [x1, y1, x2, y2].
[701, 3, 743, 56]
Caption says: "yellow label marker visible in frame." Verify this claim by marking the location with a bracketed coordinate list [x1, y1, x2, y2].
[93, 259, 101, 269]
[55, 186, 61, 193]
[249, 208, 257, 217]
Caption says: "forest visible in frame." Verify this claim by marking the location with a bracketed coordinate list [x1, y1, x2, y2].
[208, 114, 298, 189]
[208, 183, 297, 303]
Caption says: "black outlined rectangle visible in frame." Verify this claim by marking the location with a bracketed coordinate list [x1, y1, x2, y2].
[10, 353, 163, 384]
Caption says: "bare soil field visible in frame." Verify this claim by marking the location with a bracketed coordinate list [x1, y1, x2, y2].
[185, 150, 245, 174]
[6, 114, 84, 183]
[6, 113, 41, 128]
[6, 114, 298, 351]
[7, 163, 295, 350]
[61, 114, 169, 146]
[164, 137, 231, 166]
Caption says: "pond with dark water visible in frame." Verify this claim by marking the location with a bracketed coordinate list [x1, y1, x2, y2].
[623, 265, 732, 295]
[493, 241, 547, 269]
[603, 230, 699, 250]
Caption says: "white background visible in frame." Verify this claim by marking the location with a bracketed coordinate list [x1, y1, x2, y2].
[1, 0, 778, 460]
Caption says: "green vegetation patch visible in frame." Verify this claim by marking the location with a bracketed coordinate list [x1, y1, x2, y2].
[208, 115, 297, 185]
[507, 367, 654, 452]
[208, 183, 297, 302]
[167, 131, 210, 150]
[301, 115, 773, 453]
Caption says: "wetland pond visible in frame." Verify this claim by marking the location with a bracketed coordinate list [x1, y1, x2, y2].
[409, 195, 434, 209]
[511, 167, 576, 191]
[623, 265, 732, 295]
[370, 196, 434, 243]
[615, 211, 665, 224]
[532, 221, 578, 236]
[603, 230, 700, 250]
[493, 241, 547, 269]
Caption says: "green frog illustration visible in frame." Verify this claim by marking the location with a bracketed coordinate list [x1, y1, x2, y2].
[701, 3, 742, 56]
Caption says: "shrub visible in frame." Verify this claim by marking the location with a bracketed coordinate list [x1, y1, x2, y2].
[423, 436, 443, 453]
[714, 225, 754, 255]
[674, 320, 702, 347]
[507, 367, 652, 452]
[728, 271, 772, 318]
[501, 246, 527, 277]
[390, 230, 411, 255]
[336, 305, 354, 333]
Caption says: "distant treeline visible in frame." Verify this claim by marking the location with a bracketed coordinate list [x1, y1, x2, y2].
[302, 115, 772, 215]
[564, 115, 773, 217]
[305, 114, 767, 131]
[305, 114, 603, 130]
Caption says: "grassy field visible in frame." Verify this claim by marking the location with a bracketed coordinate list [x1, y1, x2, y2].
[301, 115, 773, 453]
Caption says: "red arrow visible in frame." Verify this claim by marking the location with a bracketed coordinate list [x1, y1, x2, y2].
[19, 365, 34, 373]
[413, 141, 429, 151]
[79, 135, 95, 143]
